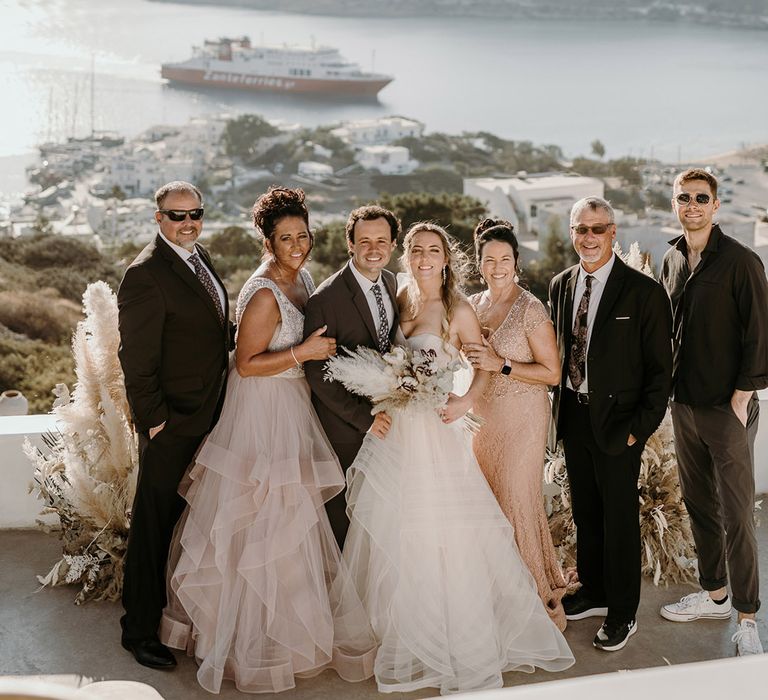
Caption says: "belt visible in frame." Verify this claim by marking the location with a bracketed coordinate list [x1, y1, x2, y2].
[566, 387, 590, 405]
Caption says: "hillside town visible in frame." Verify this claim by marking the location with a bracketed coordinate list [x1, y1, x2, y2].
[3, 112, 768, 273]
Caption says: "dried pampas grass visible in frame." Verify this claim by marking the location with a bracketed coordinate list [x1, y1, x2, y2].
[546, 412, 698, 587]
[25, 281, 137, 604]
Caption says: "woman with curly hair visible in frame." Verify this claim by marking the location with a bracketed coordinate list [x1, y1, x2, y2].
[161, 187, 377, 693]
[342, 222, 573, 696]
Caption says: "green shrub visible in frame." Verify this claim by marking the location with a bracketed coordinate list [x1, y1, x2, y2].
[0, 331, 75, 414]
[0, 291, 81, 344]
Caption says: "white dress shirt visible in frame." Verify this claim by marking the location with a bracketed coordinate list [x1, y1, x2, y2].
[566, 253, 616, 393]
[160, 232, 226, 312]
[349, 259, 395, 332]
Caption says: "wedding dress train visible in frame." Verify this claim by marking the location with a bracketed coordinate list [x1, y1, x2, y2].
[343, 333, 574, 695]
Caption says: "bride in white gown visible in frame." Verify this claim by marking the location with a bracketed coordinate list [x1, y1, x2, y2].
[342, 223, 574, 695]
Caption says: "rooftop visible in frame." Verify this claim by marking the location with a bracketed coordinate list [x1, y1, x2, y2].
[1, 522, 766, 699]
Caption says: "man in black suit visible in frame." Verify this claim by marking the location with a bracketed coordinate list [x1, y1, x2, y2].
[303, 205, 401, 547]
[117, 181, 233, 669]
[549, 196, 672, 651]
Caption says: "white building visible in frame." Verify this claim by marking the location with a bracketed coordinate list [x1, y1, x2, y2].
[331, 116, 424, 146]
[464, 172, 605, 259]
[297, 161, 333, 181]
[102, 148, 196, 197]
[87, 198, 157, 242]
[355, 145, 419, 175]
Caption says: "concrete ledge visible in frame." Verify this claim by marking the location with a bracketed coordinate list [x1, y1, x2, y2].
[0, 414, 60, 528]
[457, 654, 768, 699]
[2, 395, 767, 528]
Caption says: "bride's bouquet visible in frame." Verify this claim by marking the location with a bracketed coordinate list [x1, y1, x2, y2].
[324, 345, 483, 433]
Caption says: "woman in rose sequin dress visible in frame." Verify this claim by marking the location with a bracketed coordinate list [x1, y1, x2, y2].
[465, 222, 568, 631]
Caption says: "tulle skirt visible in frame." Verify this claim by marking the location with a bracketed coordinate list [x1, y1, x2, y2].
[160, 372, 377, 694]
[343, 406, 574, 696]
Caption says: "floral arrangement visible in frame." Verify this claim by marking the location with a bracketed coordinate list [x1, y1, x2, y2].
[546, 412, 699, 586]
[24, 281, 138, 604]
[324, 344, 483, 432]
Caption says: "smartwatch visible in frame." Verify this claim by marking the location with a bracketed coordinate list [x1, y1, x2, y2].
[500, 358, 512, 376]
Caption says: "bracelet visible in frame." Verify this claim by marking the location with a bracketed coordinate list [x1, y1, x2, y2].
[290, 346, 301, 367]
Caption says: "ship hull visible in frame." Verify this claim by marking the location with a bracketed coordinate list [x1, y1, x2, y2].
[161, 65, 391, 97]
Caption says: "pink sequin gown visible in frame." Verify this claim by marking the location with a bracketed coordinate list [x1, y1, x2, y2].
[469, 290, 567, 631]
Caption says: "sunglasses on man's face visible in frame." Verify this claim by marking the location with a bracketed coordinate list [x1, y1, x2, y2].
[570, 223, 613, 236]
[159, 208, 205, 222]
[674, 193, 711, 206]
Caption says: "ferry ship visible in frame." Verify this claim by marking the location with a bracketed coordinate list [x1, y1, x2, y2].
[161, 37, 393, 97]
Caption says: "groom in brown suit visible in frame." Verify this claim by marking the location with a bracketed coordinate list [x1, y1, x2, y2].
[117, 181, 233, 669]
[304, 205, 401, 546]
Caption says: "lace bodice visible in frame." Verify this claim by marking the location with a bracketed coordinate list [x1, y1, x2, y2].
[235, 268, 315, 379]
[469, 289, 552, 400]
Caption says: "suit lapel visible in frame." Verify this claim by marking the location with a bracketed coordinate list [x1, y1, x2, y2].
[342, 263, 379, 345]
[559, 266, 579, 366]
[382, 270, 400, 344]
[156, 236, 222, 325]
[592, 256, 627, 340]
[564, 266, 578, 336]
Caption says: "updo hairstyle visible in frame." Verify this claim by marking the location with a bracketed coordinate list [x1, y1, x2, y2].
[473, 217, 514, 240]
[474, 224, 520, 274]
[252, 187, 311, 249]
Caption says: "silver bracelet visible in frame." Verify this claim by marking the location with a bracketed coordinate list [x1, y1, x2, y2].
[290, 346, 301, 367]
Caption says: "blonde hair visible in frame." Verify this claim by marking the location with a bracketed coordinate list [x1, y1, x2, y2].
[401, 222, 471, 344]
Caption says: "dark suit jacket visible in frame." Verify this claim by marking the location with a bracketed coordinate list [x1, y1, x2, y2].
[303, 262, 400, 448]
[549, 256, 673, 455]
[117, 234, 234, 437]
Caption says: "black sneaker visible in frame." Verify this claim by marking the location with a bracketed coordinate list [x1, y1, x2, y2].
[593, 619, 637, 651]
[563, 591, 609, 620]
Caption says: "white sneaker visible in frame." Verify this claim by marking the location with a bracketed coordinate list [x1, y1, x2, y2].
[660, 590, 732, 622]
[732, 619, 764, 656]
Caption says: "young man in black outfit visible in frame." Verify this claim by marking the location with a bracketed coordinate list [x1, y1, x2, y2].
[659, 168, 768, 656]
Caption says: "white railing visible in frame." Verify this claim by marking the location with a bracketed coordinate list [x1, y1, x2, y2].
[3, 395, 768, 528]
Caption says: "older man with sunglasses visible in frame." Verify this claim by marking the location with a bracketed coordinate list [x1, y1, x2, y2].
[549, 197, 672, 652]
[117, 181, 234, 669]
[659, 168, 768, 656]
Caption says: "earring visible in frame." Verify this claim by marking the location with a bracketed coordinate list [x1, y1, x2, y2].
[442, 266, 447, 286]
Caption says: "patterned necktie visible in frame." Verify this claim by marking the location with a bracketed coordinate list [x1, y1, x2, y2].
[568, 274, 594, 391]
[189, 253, 225, 325]
[371, 282, 390, 353]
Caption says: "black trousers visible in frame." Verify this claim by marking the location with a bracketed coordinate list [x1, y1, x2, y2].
[671, 398, 761, 614]
[121, 429, 204, 642]
[325, 439, 364, 548]
[561, 389, 643, 624]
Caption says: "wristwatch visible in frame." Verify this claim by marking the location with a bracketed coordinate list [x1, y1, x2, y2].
[500, 358, 512, 376]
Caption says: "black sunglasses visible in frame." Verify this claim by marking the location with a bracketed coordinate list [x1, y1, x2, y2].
[570, 223, 614, 236]
[675, 193, 711, 206]
[159, 208, 205, 222]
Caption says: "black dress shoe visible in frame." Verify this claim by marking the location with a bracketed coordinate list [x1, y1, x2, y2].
[563, 591, 608, 620]
[593, 619, 637, 651]
[121, 638, 177, 669]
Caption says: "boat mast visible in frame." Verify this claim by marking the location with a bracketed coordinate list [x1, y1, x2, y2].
[90, 53, 95, 138]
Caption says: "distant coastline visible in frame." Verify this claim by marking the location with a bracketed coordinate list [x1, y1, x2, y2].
[150, 0, 768, 30]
